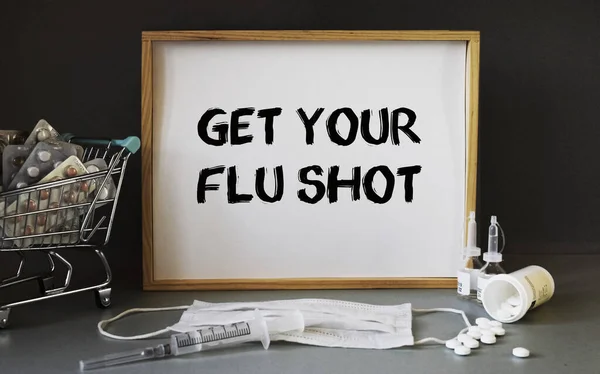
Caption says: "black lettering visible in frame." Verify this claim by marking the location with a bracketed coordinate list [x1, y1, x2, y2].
[360, 109, 389, 145]
[257, 107, 282, 145]
[391, 108, 420, 145]
[396, 165, 422, 202]
[327, 166, 360, 203]
[197, 166, 225, 203]
[255, 166, 284, 203]
[230, 107, 255, 145]
[227, 166, 253, 203]
[198, 108, 228, 146]
[326, 108, 359, 146]
[297, 108, 324, 145]
[362, 166, 395, 204]
[298, 166, 326, 204]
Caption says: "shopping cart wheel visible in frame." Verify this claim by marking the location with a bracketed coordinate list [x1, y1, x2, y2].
[94, 288, 111, 309]
[0, 308, 10, 329]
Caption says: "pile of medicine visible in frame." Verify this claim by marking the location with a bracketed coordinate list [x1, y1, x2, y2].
[446, 317, 530, 358]
[0, 120, 116, 247]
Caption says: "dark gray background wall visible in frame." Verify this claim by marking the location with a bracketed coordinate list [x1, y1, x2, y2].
[1, 1, 599, 290]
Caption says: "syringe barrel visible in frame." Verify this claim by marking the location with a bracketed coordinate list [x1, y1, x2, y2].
[171, 310, 270, 356]
[79, 345, 167, 371]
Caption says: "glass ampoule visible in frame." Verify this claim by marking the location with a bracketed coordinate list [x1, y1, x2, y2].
[457, 212, 483, 300]
[476, 215, 506, 303]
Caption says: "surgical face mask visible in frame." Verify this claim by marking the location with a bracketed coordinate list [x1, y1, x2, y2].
[98, 299, 472, 350]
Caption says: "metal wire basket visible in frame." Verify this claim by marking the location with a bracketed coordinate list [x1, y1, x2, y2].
[0, 136, 140, 328]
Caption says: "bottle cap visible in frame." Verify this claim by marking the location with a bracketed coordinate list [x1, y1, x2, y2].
[483, 251, 502, 262]
[463, 246, 481, 257]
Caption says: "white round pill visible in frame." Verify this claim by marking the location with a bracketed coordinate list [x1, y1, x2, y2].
[87, 165, 100, 173]
[481, 329, 495, 337]
[512, 347, 530, 358]
[457, 334, 470, 343]
[27, 166, 40, 177]
[480, 334, 497, 344]
[467, 330, 482, 340]
[468, 326, 481, 334]
[16, 182, 28, 189]
[501, 301, 514, 311]
[489, 320, 503, 328]
[508, 295, 521, 306]
[491, 327, 505, 336]
[476, 317, 491, 327]
[497, 309, 513, 320]
[454, 345, 471, 356]
[445, 339, 461, 349]
[463, 338, 479, 349]
[37, 150, 51, 162]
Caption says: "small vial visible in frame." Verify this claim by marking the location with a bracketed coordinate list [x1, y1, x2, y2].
[477, 216, 506, 303]
[457, 211, 483, 300]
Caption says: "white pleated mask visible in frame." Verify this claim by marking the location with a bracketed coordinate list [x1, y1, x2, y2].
[98, 298, 472, 350]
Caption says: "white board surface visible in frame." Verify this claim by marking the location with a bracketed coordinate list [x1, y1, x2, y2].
[152, 40, 467, 280]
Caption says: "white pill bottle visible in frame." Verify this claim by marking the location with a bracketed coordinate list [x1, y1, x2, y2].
[481, 265, 555, 323]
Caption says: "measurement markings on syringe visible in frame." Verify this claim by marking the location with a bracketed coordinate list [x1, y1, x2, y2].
[175, 323, 253, 348]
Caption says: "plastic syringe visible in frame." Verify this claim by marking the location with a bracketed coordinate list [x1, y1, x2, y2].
[80, 309, 304, 371]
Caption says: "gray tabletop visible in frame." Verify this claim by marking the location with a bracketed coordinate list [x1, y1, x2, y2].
[0, 254, 597, 374]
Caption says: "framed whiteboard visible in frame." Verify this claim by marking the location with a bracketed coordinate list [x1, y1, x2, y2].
[142, 31, 480, 290]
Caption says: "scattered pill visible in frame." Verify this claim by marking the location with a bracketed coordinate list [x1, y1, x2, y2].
[475, 318, 491, 327]
[454, 345, 471, 356]
[16, 182, 28, 189]
[445, 339, 461, 349]
[37, 150, 51, 162]
[480, 334, 497, 345]
[512, 347, 530, 358]
[87, 165, 100, 173]
[457, 334, 470, 343]
[481, 329, 495, 337]
[489, 320, 502, 328]
[467, 330, 482, 340]
[462, 338, 479, 349]
[27, 166, 40, 178]
[508, 295, 521, 306]
[491, 327, 505, 336]
[468, 326, 481, 334]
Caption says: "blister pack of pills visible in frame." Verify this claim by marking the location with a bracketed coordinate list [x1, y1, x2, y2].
[2, 145, 33, 190]
[0, 130, 29, 151]
[6, 141, 81, 191]
[23, 119, 60, 146]
[84, 158, 116, 201]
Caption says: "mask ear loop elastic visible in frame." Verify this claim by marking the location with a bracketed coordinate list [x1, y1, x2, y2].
[97, 305, 191, 340]
[411, 308, 472, 345]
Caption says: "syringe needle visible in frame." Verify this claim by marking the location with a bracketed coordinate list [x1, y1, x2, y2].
[79, 344, 170, 371]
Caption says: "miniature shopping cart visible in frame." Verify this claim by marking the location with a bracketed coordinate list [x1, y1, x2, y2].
[0, 135, 140, 328]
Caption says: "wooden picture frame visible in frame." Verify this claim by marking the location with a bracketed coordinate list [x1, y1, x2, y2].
[142, 30, 480, 290]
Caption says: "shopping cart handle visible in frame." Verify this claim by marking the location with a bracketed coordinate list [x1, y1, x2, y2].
[60, 134, 141, 154]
